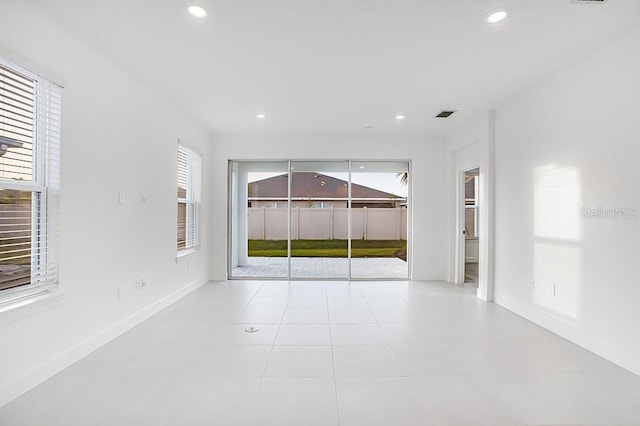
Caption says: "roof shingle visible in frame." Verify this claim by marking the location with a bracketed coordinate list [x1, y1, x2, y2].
[249, 173, 402, 199]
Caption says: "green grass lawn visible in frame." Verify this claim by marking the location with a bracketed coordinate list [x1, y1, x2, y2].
[249, 239, 406, 259]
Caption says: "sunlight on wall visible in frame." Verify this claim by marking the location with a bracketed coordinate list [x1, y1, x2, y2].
[533, 165, 583, 321]
[534, 165, 581, 241]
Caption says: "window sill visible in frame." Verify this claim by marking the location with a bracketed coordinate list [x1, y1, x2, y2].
[176, 247, 199, 260]
[0, 286, 63, 314]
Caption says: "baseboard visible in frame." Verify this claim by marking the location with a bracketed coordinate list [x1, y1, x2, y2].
[0, 278, 209, 408]
[495, 294, 640, 377]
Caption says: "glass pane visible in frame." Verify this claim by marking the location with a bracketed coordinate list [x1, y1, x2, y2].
[0, 65, 35, 182]
[177, 149, 187, 198]
[350, 161, 409, 279]
[230, 161, 289, 279]
[465, 173, 478, 238]
[465, 207, 477, 238]
[290, 161, 349, 279]
[177, 202, 186, 250]
[0, 189, 32, 291]
[187, 203, 197, 248]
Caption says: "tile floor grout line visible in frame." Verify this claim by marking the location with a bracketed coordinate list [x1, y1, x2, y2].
[325, 282, 342, 426]
[359, 285, 383, 336]
[239, 281, 266, 311]
[237, 282, 292, 424]
[259, 281, 294, 380]
[4, 280, 639, 425]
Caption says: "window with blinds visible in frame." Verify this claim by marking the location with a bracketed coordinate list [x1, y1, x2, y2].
[0, 58, 61, 306]
[177, 144, 201, 252]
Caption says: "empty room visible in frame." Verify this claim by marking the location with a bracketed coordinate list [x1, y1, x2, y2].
[1, 0, 640, 425]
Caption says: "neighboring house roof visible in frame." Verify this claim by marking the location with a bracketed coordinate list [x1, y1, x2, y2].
[249, 172, 403, 200]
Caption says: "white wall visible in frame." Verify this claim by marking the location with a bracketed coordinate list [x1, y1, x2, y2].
[491, 27, 640, 375]
[211, 134, 447, 281]
[0, 2, 211, 406]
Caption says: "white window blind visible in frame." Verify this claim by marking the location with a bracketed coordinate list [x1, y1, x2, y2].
[177, 144, 201, 252]
[0, 57, 61, 306]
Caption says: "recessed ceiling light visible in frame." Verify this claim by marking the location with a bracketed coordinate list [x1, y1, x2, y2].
[256, 114, 266, 119]
[486, 8, 508, 24]
[395, 115, 405, 120]
[359, 166, 365, 169]
[187, 5, 207, 18]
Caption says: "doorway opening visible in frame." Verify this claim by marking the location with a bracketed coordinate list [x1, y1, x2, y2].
[463, 168, 480, 286]
[228, 160, 410, 280]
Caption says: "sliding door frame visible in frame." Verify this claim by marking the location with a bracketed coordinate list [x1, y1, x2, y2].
[227, 159, 412, 281]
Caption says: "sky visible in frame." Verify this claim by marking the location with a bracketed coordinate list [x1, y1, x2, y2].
[248, 172, 408, 197]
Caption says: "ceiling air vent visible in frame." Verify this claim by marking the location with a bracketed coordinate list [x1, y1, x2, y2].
[434, 110, 457, 118]
[571, 0, 608, 3]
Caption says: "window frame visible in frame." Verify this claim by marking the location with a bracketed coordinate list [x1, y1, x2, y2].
[464, 175, 479, 239]
[264, 201, 287, 209]
[177, 143, 202, 256]
[0, 57, 61, 312]
[310, 201, 333, 209]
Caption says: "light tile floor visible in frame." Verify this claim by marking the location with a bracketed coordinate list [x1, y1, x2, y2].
[232, 257, 408, 279]
[2, 280, 640, 426]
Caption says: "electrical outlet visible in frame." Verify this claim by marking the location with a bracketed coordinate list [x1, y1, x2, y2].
[529, 280, 535, 288]
[118, 285, 132, 300]
[136, 278, 145, 291]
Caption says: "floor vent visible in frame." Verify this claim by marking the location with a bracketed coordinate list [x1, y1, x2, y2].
[434, 110, 457, 118]
[571, 0, 608, 4]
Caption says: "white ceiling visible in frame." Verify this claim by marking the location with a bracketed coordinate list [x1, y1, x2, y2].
[30, 0, 640, 135]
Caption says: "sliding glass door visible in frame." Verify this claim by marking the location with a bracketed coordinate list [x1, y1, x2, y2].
[229, 161, 289, 279]
[229, 160, 410, 280]
[290, 161, 349, 279]
[350, 161, 409, 279]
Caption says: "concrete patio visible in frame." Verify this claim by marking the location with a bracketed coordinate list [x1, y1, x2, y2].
[232, 257, 408, 279]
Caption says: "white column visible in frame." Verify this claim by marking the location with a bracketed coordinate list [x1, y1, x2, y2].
[230, 162, 239, 268]
[237, 165, 249, 266]
[363, 206, 368, 240]
[330, 205, 335, 240]
[262, 206, 266, 240]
